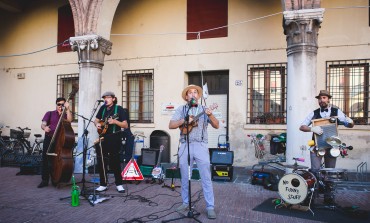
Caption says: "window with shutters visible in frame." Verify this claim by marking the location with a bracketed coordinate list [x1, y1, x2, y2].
[326, 60, 370, 125]
[187, 0, 228, 40]
[247, 64, 287, 124]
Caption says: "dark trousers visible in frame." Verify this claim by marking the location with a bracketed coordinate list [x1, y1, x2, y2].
[95, 134, 123, 186]
[41, 135, 52, 182]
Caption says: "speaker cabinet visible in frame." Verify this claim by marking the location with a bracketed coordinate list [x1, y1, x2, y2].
[210, 150, 234, 165]
[141, 148, 159, 166]
[211, 165, 233, 181]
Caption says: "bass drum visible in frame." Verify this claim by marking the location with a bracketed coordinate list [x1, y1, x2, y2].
[278, 170, 317, 204]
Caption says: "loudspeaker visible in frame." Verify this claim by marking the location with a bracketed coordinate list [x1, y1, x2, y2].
[210, 150, 234, 165]
[141, 148, 159, 166]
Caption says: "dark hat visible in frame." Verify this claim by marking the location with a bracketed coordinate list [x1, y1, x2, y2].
[102, 91, 115, 98]
[315, 90, 332, 99]
[181, 85, 203, 101]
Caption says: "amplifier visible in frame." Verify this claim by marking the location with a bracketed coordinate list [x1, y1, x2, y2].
[211, 165, 233, 181]
[312, 118, 338, 149]
[210, 150, 234, 165]
[141, 148, 159, 166]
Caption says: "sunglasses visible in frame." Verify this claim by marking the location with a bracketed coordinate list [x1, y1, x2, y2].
[57, 103, 65, 106]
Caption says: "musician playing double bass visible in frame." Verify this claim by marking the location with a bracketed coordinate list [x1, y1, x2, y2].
[94, 91, 126, 193]
[38, 97, 73, 188]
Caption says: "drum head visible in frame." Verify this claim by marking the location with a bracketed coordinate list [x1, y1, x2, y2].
[278, 173, 308, 204]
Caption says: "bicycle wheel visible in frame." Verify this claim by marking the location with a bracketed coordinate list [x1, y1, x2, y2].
[10, 140, 27, 155]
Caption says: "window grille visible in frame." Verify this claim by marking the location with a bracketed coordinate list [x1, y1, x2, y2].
[326, 59, 369, 125]
[122, 69, 154, 123]
[57, 74, 79, 122]
[247, 63, 287, 124]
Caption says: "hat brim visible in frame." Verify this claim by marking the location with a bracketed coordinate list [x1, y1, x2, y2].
[315, 94, 332, 99]
[181, 85, 203, 101]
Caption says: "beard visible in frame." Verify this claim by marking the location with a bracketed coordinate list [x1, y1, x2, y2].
[319, 102, 328, 108]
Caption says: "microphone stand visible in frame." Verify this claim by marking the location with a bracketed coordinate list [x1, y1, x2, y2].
[79, 101, 102, 206]
[163, 104, 201, 223]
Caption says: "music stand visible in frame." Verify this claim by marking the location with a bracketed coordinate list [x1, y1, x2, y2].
[162, 166, 181, 191]
[163, 105, 201, 223]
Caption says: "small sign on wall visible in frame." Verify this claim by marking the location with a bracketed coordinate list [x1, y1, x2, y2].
[161, 102, 179, 115]
[235, 80, 243, 86]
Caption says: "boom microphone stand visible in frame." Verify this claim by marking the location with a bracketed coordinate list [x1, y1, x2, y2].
[78, 100, 103, 206]
[163, 104, 201, 223]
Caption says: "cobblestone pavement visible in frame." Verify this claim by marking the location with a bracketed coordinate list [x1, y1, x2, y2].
[0, 166, 369, 223]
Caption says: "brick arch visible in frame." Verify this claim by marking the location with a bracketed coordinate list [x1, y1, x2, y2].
[281, 0, 321, 11]
[68, 0, 120, 39]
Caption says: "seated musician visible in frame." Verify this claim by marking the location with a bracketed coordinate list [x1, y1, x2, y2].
[299, 90, 354, 204]
[38, 97, 73, 188]
[94, 91, 128, 193]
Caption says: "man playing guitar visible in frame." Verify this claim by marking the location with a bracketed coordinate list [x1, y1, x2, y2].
[169, 84, 219, 219]
[94, 91, 128, 193]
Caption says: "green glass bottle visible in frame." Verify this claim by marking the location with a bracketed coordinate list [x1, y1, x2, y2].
[71, 175, 80, 207]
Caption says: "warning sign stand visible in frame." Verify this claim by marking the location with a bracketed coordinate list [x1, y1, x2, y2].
[121, 159, 144, 181]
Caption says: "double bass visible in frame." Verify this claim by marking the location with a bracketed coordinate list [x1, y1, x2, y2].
[46, 87, 78, 186]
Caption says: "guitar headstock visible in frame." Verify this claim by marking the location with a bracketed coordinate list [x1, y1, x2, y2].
[159, 145, 164, 152]
[209, 103, 218, 110]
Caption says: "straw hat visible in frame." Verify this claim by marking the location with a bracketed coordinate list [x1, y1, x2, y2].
[315, 90, 332, 99]
[181, 85, 203, 101]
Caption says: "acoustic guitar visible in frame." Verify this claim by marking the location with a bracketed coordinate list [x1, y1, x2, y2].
[98, 113, 119, 136]
[179, 103, 218, 135]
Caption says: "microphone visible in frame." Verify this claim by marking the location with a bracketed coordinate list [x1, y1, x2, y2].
[188, 97, 197, 107]
[97, 100, 104, 103]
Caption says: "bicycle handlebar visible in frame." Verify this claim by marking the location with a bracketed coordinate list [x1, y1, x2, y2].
[17, 126, 31, 132]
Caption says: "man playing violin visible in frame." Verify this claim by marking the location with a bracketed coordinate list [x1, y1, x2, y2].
[38, 97, 73, 188]
[94, 91, 128, 193]
[299, 90, 354, 204]
[169, 85, 219, 219]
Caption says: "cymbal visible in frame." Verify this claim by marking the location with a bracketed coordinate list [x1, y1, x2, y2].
[326, 136, 341, 146]
[285, 164, 309, 169]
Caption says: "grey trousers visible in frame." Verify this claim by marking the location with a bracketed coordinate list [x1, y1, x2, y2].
[178, 141, 215, 210]
[310, 149, 337, 174]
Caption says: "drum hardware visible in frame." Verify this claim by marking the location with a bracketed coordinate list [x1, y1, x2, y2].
[308, 136, 353, 158]
[284, 158, 309, 170]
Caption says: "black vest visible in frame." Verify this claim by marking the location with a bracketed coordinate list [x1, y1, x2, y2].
[312, 107, 338, 120]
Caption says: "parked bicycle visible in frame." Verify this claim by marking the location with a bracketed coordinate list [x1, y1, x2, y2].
[0, 125, 11, 150]
[8, 127, 32, 155]
[30, 134, 43, 155]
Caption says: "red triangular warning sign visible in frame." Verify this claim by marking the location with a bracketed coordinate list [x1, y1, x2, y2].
[121, 159, 144, 181]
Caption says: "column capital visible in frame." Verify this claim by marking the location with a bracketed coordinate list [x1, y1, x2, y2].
[69, 35, 112, 68]
[283, 8, 325, 56]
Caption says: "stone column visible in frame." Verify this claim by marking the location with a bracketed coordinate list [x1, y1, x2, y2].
[69, 35, 112, 172]
[283, 9, 324, 167]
